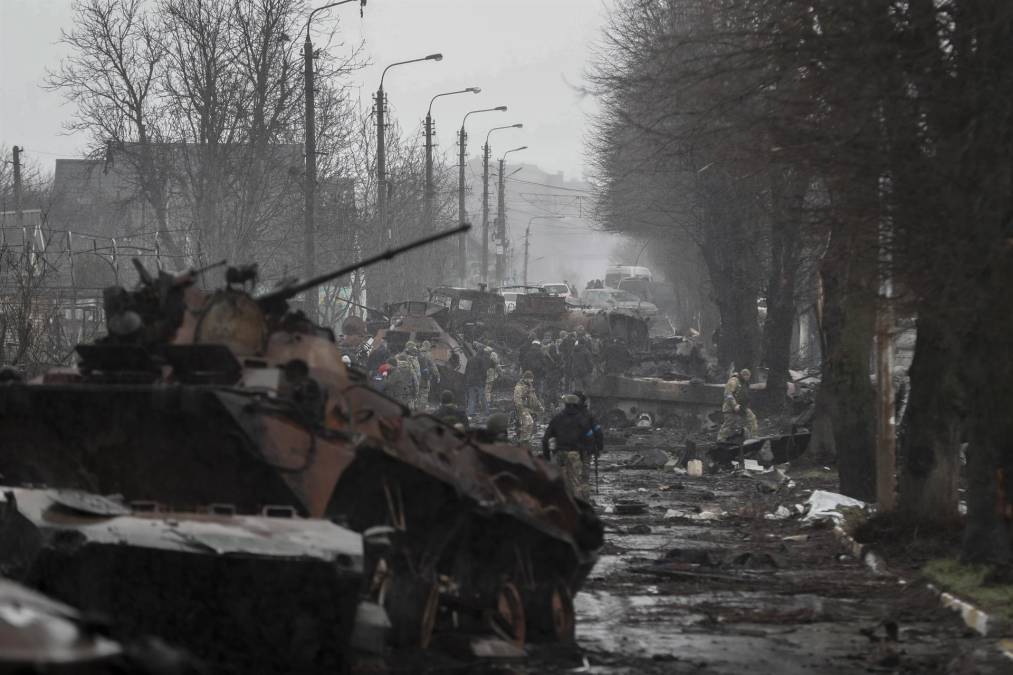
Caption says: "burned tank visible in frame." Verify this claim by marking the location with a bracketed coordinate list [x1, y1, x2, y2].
[0, 226, 602, 650]
[0, 486, 369, 674]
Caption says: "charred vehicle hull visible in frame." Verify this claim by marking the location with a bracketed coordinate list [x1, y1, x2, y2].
[0, 236, 602, 651]
[0, 487, 366, 674]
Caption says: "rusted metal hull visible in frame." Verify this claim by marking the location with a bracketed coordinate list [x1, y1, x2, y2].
[587, 374, 725, 429]
[0, 377, 602, 647]
[0, 487, 366, 674]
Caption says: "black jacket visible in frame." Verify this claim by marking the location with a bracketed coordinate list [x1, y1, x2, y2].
[464, 352, 487, 385]
[542, 404, 595, 460]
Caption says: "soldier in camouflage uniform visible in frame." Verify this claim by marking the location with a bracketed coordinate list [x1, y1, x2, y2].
[718, 368, 758, 441]
[386, 355, 419, 407]
[542, 394, 596, 501]
[400, 342, 423, 407]
[513, 370, 543, 446]
[484, 347, 500, 409]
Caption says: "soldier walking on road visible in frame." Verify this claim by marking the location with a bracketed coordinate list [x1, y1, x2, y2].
[571, 339, 595, 392]
[542, 394, 597, 501]
[464, 347, 488, 416]
[417, 340, 441, 410]
[718, 368, 758, 441]
[513, 370, 543, 446]
[484, 347, 500, 412]
[386, 355, 419, 407]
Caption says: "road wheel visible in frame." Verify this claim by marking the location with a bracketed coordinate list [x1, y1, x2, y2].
[380, 573, 439, 649]
[487, 581, 526, 647]
[527, 581, 575, 643]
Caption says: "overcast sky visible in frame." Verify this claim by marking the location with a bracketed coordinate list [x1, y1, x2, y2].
[0, 0, 612, 180]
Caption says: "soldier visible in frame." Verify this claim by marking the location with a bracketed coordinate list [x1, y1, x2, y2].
[417, 340, 441, 410]
[574, 390, 604, 461]
[557, 331, 575, 390]
[473, 413, 510, 444]
[571, 339, 595, 392]
[386, 355, 419, 407]
[402, 341, 423, 394]
[717, 368, 758, 441]
[366, 339, 390, 375]
[464, 347, 488, 416]
[513, 370, 543, 446]
[434, 389, 468, 429]
[541, 338, 562, 403]
[542, 394, 596, 501]
[484, 346, 500, 412]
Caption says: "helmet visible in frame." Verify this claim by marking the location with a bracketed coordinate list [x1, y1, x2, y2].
[440, 389, 454, 404]
[421, 340, 432, 350]
[522, 370, 534, 381]
[561, 394, 580, 405]
[486, 413, 509, 437]
[739, 368, 752, 381]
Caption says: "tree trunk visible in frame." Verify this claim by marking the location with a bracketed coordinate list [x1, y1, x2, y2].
[761, 170, 806, 404]
[961, 255, 1013, 564]
[815, 220, 877, 501]
[897, 305, 962, 523]
[704, 217, 761, 372]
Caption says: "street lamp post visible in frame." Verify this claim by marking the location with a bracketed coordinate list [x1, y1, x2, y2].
[524, 216, 564, 286]
[495, 145, 527, 286]
[458, 106, 506, 284]
[482, 123, 522, 283]
[424, 87, 480, 237]
[303, 0, 365, 321]
[375, 52, 442, 302]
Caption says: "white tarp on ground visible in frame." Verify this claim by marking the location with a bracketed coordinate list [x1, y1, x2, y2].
[803, 489, 867, 523]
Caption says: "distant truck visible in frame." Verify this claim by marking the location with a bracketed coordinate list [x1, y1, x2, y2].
[604, 265, 653, 288]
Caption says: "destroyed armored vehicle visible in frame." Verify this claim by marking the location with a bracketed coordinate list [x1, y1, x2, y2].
[0, 486, 369, 673]
[0, 227, 602, 651]
[369, 299, 469, 394]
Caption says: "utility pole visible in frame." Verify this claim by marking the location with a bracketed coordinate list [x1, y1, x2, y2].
[481, 142, 490, 283]
[495, 157, 505, 286]
[494, 145, 526, 287]
[458, 126, 467, 283]
[376, 85, 386, 245]
[424, 112, 434, 235]
[375, 53, 442, 303]
[303, 36, 317, 321]
[523, 224, 530, 287]
[13, 146, 24, 231]
[301, 0, 364, 321]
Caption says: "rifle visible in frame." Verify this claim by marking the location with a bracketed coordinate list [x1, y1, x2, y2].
[257, 224, 470, 311]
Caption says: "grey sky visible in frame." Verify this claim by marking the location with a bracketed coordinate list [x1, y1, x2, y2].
[1, 0, 612, 180]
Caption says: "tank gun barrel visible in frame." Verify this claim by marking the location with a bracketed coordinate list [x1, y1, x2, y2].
[257, 224, 471, 308]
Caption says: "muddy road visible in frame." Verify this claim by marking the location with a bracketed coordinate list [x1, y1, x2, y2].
[539, 446, 1006, 674]
[433, 424, 1003, 675]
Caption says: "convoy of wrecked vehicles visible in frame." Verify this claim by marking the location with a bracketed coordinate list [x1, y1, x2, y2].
[0, 229, 604, 668]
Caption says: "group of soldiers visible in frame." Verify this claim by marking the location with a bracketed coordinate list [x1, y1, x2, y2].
[367, 339, 442, 409]
[517, 326, 601, 403]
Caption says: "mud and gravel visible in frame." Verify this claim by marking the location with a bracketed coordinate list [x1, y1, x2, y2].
[434, 425, 1010, 674]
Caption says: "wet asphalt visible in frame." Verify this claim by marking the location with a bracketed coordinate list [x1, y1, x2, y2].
[550, 446, 1010, 674]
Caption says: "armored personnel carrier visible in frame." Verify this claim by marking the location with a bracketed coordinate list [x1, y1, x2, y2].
[0, 226, 602, 649]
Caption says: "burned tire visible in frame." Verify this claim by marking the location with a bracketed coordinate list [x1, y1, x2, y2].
[526, 581, 575, 643]
[380, 573, 439, 649]
[487, 581, 526, 647]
